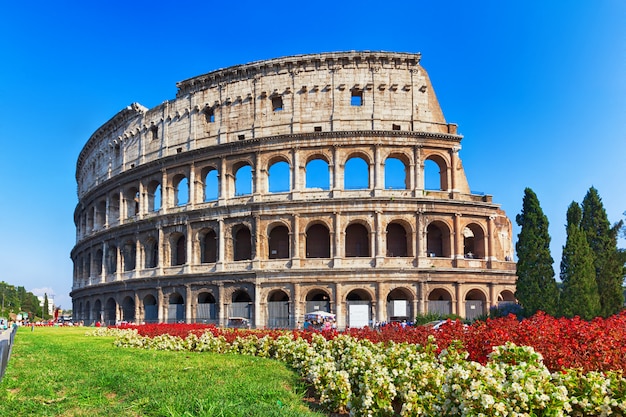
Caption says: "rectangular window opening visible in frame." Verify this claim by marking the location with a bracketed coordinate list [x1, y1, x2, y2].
[314, 126, 322, 132]
[271, 96, 283, 112]
[206, 109, 215, 123]
[238, 134, 245, 141]
[151, 127, 158, 140]
[351, 90, 363, 106]
[392, 124, 401, 131]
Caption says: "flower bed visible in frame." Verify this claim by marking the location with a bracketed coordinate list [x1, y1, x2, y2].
[96, 312, 626, 416]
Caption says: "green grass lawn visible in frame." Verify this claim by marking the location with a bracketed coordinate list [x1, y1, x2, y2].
[0, 327, 326, 417]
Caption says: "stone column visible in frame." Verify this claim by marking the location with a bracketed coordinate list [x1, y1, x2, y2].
[292, 282, 301, 327]
[333, 212, 342, 267]
[376, 282, 385, 324]
[157, 287, 164, 323]
[217, 218, 225, 271]
[455, 283, 463, 318]
[374, 144, 383, 194]
[219, 158, 227, 202]
[160, 170, 168, 214]
[134, 292, 141, 325]
[335, 282, 344, 329]
[487, 215, 496, 262]
[375, 210, 384, 264]
[291, 214, 300, 267]
[186, 222, 193, 267]
[414, 146, 423, 195]
[450, 146, 459, 192]
[188, 164, 196, 208]
[157, 226, 164, 274]
[185, 285, 192, 324]
[217, 283, 225, 327]
[454, 213, 463, 260]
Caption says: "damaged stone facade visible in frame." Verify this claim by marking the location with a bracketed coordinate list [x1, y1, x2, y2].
[71, 51, 516, 328]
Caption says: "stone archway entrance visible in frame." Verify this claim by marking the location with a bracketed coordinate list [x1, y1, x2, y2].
[267, 290, 290, 328]
[346, 289, 372, 328]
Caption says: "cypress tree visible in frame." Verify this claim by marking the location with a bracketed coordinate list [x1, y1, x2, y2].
[515, 188, 559, 316]
[559, 202, 600, 319]
[580, 187, 624, 317]
[43, 293, 49, 320]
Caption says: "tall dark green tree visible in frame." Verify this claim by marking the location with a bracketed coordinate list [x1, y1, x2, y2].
[580, 187, 624, 317]
[560, 202, 600, 319]
[515, 188, 559, 316]
[43, 293, 49, 320]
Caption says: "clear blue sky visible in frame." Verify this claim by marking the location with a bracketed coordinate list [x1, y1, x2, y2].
[1, 1, 624, 311]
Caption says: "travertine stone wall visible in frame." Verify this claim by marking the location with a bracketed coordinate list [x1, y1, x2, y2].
[71, 52, 516, 328]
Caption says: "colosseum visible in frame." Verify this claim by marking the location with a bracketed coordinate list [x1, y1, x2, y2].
[71, 51, 516, 328]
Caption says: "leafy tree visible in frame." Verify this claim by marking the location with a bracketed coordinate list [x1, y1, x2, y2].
[515, 188, 559, 316]
[580, 187, 624, 317]
[559, 202, 600, 319]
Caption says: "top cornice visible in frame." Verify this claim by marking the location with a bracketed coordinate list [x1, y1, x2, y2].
[175, 51, 422, 98]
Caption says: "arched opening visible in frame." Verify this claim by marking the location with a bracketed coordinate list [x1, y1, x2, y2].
[384, 157, 408, 190]
[95, 200, 106, 229]
[424, 155, 448, 191]
[234, 164, 252, 196]
[426, 221, 451, 258]
[387, 288, 413, 322]
[267, 290, 290, 328]
[497, 290, 517, 309]
[171, 234, 186, 266]
[121, 296, 135, 323]
[346, 289, 372, 328]
[268, 161, 290, 193]
[204, 169, 219, 201]
[305, 290, 331, 314]
[122, 240, 136, 271]
[465, 289, 487, 320]
[174, 176, 189, 206]
[463, 223, 486, 259]
[144, 238, 158, 268]
[147, 181, 161, 212]
[94, 249, 103, 276]
[230, 290, 252, 319]
[167, 292, 185, 323]
[93, 299, 102, 324]
[104, 297, 117, 325]
[306, 223, 330, 258]
[106, 244, 117, 274]
[344, 157, 369, 190]
[143, 295, 158, 323]
[268, 225, 289, 259]
[124, 187, 140, 218]
[109, 193, 120, 225]
[345, 223, 370, 257]
[197, 292, 217, 324]
[233, 226, 252, 261]
[386, 222, 408, 257]
[201, 230, 217, 263]
[427, 288, 452, 316]
[305, 158, 330, 190]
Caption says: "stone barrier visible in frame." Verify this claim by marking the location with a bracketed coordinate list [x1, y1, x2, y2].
[0, 326, 17, 381]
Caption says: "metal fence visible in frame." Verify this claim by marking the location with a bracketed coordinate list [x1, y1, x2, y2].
[0, 326, 17, 382]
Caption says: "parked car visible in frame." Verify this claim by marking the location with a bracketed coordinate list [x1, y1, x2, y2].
[227, 317, 250, 329]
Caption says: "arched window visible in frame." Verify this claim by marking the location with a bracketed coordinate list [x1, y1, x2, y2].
[463, 224, 486, 259]
[386, 223, 408, 257]
[424, 155, 448, 191]
[305, 158, 330, 190]
[174, 176, 189, 206]
[107, 245, 117, 274]
[268, 161, 290, 193]
[235, 164, 252, 196]
[268, 225, 289, 259]
[95, 249, 103, 275]
[124, 187, 140, 218]
[147, 181, 161, 212]
[384, 157, 408, 190]
[204, 169, 219, 201]
[234, 226, 252, 261]
[123, 241, 136, 271]
[306, 224, 330, 258]
[201, 230, 217, 263]
[172, 235, 186, 266]
[144, 238, 158, 268]
[345, 223, 370, 257]
[344, 157, 369, 189]
[426, 222, 451, 257]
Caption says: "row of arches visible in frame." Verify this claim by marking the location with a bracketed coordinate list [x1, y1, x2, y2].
[75, 286, 517, 327]
[76, 149, 457, 238]
[73, 216, 491, 282]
